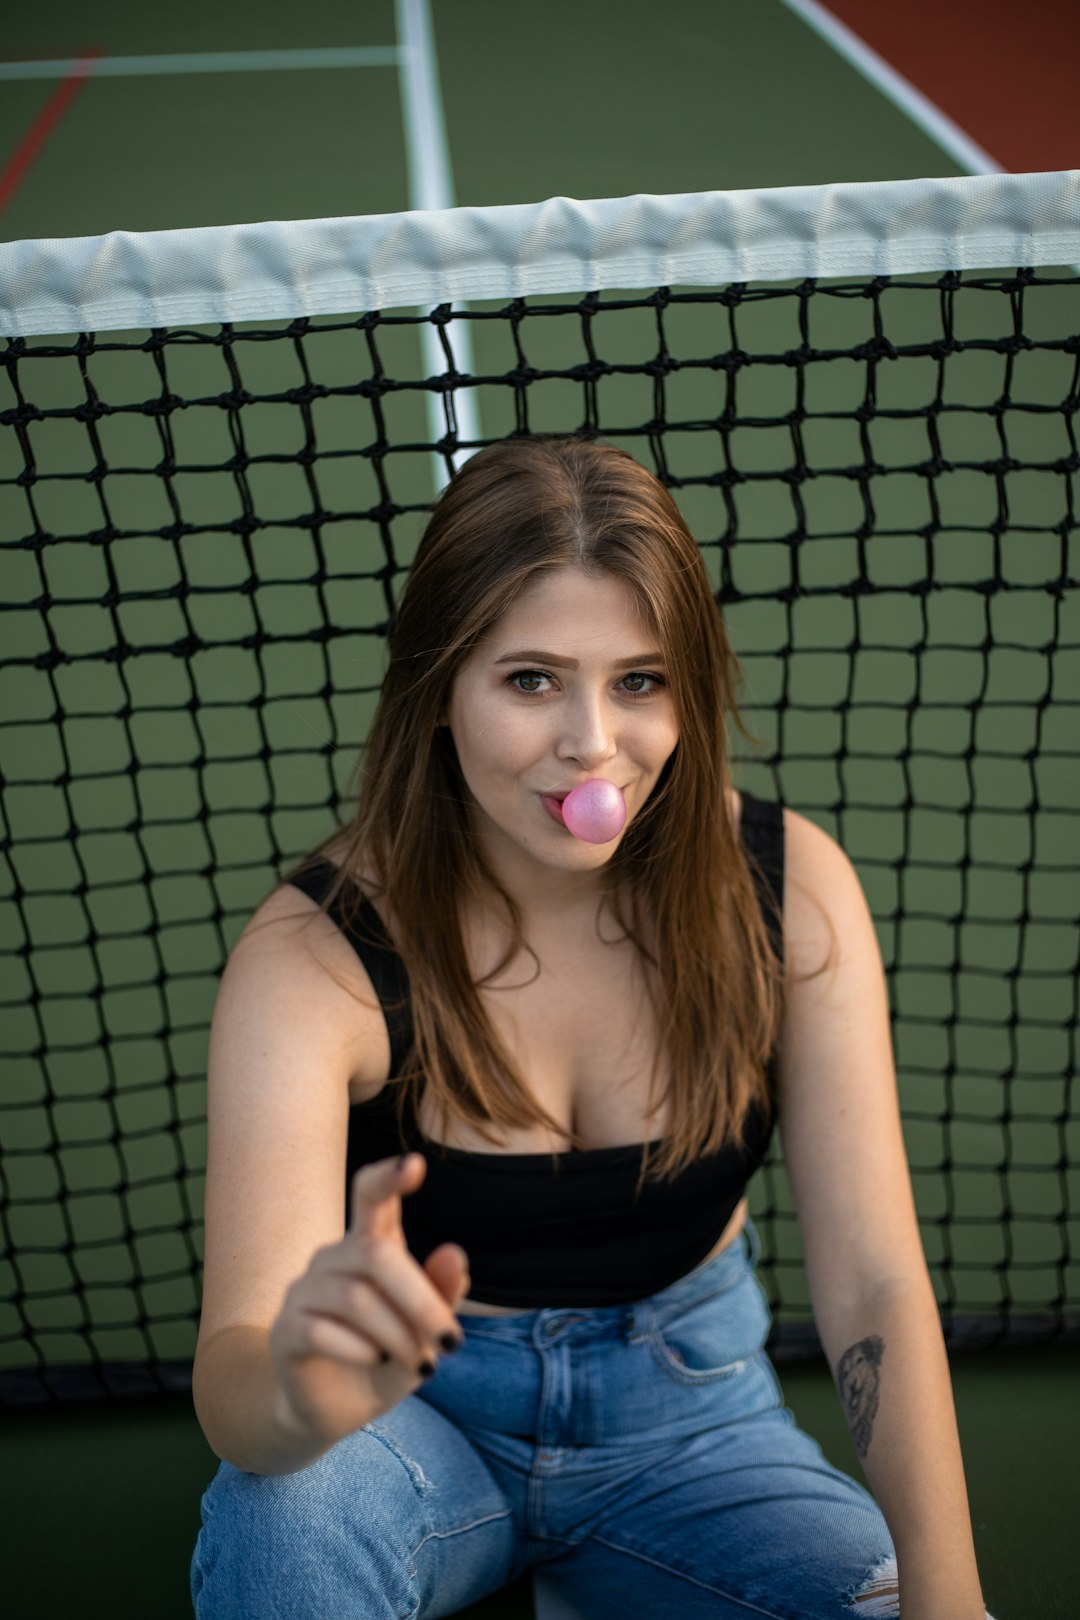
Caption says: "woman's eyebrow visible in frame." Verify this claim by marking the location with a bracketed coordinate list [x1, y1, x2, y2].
[493, 649, 665, 669]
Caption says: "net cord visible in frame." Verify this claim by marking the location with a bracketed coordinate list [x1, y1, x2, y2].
[2, 169, 1079, 338]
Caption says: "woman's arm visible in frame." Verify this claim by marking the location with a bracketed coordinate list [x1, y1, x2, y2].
[813, 1280, 984, 1617]
[193, 886, 377, 1472]
[775, 810, 989, 1620]
[193, 888, 465, 1475]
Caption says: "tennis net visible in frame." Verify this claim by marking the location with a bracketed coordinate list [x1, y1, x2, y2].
[2, 170, 1078, 1404]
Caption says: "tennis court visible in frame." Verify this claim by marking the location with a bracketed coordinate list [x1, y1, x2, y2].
[6, 0, 1076, 248]
[2, 4, 1079, 1618]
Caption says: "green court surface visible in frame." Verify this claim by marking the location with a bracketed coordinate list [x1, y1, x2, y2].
[0, 0, 963, 247]
[2, 5, 1078, 1619]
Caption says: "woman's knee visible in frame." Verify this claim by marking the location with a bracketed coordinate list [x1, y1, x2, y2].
[191, 1425, 430, 1620]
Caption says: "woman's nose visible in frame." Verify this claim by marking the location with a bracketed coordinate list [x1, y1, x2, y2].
[554, 695, 618, 768]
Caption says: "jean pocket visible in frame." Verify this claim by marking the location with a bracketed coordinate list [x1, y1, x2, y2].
[646, 1269, 771, 1386]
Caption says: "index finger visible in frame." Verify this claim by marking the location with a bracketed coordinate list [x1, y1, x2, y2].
[348, 1152, 425, 1240]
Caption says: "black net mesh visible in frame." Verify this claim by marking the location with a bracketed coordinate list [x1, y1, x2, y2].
[2, 268, 1079, 1406]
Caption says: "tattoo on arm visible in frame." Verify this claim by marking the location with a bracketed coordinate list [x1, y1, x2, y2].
[836, 1334, 885, 1460]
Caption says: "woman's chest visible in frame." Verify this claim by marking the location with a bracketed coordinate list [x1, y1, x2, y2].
[435, 933, 668, 1148]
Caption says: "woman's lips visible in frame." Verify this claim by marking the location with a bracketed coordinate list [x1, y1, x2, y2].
[540, 793, 569, 826]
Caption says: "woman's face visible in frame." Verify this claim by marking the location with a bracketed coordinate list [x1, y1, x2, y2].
[444, 566, 679, 884]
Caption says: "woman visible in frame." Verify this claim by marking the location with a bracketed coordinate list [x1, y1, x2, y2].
[190, 438, 993, 1619]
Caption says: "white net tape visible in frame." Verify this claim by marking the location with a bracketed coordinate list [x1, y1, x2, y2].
[2, 169, 1079, 337]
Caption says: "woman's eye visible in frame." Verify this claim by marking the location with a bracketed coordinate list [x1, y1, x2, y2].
[619, 672, 665, 696]
[509, 670, 552, 694]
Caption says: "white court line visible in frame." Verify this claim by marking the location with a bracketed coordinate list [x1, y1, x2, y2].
[395, 0, 481, 488]
[0, 47, 401, 80]
[777, 0, 1001, 176]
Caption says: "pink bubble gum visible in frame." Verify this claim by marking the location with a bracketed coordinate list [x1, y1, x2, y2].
[561, 779, 627, 844]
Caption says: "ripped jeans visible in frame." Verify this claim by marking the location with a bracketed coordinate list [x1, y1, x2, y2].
[191, 1218, 937, 1619]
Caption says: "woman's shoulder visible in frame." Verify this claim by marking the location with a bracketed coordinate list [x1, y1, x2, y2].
[776, 804, 873, 980]
[732, 789, 852, 889]
[727, 790, 869, 973]
[217, 851, 392, 1091]
[235, 836, 385, 956]
[779, 804, 859, 892]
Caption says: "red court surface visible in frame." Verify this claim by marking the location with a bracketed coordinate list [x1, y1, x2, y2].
[823, 0, 1080, 172]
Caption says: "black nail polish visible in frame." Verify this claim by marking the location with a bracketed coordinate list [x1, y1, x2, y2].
[439, 1331, 463, 1354]
[418, 1358, 437, 1379]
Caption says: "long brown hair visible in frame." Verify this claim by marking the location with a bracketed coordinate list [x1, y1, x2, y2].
[312, 436, 784, 1181]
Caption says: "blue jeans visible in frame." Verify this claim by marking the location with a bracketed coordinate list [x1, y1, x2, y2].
[191, 1219, 901, 1618]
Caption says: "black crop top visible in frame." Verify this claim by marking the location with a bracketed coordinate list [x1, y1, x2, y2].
[288, 790, 784, 1308]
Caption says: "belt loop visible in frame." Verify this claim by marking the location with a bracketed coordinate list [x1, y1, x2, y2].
[626, 1300, 650, 1346]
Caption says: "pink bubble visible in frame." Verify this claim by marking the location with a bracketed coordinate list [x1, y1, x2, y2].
[561, 779, 627, 844]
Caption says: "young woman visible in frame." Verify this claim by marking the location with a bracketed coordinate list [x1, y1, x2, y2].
[190, 438, 993, 1619]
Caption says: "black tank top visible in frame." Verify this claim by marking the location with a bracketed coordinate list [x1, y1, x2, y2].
[288, 791, 784, 1307]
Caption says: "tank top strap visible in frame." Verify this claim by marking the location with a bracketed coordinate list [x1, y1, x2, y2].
[286, 858, 416, 1075]
[736, 790, 785, 963]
